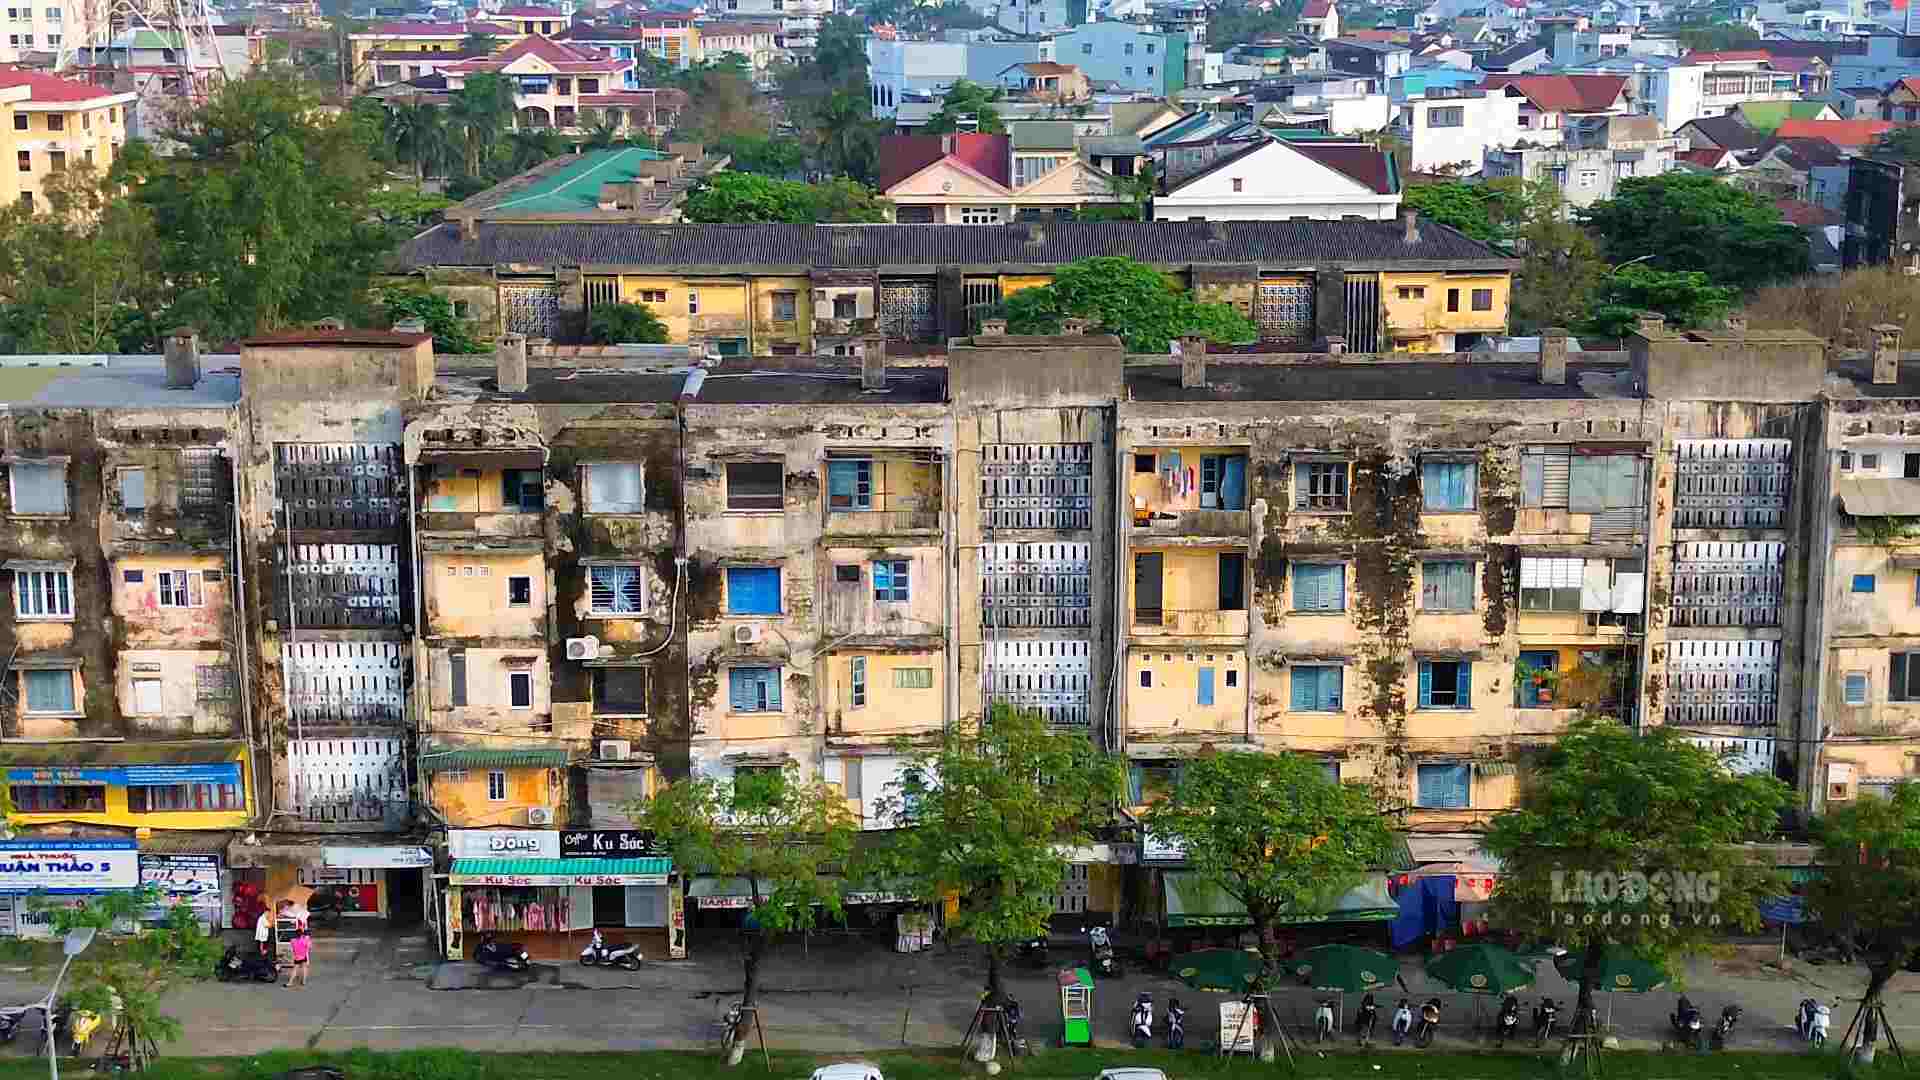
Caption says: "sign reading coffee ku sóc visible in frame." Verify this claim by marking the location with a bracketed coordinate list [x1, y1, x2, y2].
[560, 829, 663, 858]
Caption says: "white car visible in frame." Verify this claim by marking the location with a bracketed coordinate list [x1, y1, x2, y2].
[809, 1064, 884, 1080]
[1096, 1070, 1171, 1080]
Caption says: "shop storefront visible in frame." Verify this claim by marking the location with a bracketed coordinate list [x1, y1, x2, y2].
[0, 839, 140, 938]
[227, 839, 432, 928]
[140, 853, 224, 931]
[445, 828, 683, 963]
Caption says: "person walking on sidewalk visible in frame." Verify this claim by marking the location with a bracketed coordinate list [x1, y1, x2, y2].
[285, 928, 310, 989]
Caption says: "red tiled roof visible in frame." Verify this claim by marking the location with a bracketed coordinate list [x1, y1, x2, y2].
[495, 5, 566, 15]
[0, 66, 126, 103]
[1894, 76, 1920, 97]
[1774, 117, 1897, 146]
[443, 33, 625, 74]
[695, 22, 778, 36]
[1301, 0, 1332, 18]
[356, 19, 512, 35]
[557, 24, 648, 39]
[580, 88, 687, 105]
[1482, 73, 1627, 112]
[1015, 61, 1079, 74]
[1774, 198, 1842, 227]
[877, 132, 1010, 192]
[1345, 29, 1403, 40]
[1677, 147, 1731, 168]
[1295, 141, 1396, 194]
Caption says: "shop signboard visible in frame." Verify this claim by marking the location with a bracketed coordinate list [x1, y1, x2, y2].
[0, 840, 139, 894]
[452, 871, 669, 886]
[6, 763, 241, 785]
[1142, 828, 1186, 862]
[140, 854, 222, 926]
[560, 829, 662, 859]
[448, 830, 560, 860]
[323, 846, 432, 870]
[697, 894, 753, 910]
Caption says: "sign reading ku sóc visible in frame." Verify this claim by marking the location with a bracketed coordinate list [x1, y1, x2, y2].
[561, 830, 663, 858]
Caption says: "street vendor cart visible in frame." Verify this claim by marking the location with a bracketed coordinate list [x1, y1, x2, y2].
[1058, 967, 1094, 1048]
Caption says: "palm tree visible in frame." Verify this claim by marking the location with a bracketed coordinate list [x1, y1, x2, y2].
[386, 97, 452, 181]
[507, 128, 568, 172]
[461, 31, 501, 55]
[448, 73, 518, 178]
[583, 108, 623, 149]
[816, 89, 878, 183]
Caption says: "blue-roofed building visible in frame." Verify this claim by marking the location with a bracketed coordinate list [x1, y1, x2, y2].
[1391, 63, 1485, 102]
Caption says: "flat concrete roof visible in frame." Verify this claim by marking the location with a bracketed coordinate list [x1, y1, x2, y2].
[0, 357, 241, 408]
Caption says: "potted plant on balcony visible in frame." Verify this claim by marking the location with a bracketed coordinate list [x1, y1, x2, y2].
[1515, 661, 1560, 706]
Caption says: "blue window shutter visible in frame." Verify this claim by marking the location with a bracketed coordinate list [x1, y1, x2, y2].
[728, 567, 781, 614]
[1222, 456, 1247, 510]
[1291, 668, 1316, 711]
[872, 561, 891, 598]
[1127, 765, 1144, 804]
[1456, 662, 1473, 709]
[1449, 764, 1470, 807]
[828, 461, 858, 505]
[1198, 667, 1215, 705]
[766, 669, 782, 710]
[1329, 565, 1345, 610]
[1855, 574, 1877, 593]
[729, 669, 752, 711]
[1320, 667, 1341, 711]
[1418, 662, 1433, 708]
[1294, 463, 1308, 510]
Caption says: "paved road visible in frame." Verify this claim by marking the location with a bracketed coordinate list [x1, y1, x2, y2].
[0, 930, 1904, 1059]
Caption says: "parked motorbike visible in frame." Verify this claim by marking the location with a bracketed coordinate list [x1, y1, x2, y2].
[1086, 925, 1121, 979]
[1314, 997, 1335, 1043]
[1391, 999, 1414, 1046]
[1495, 993, 1520, 1048]
[578, 929, 642, 970]
[0, 1004, 43, 1045]
[1015, 935, 1049, 969]
[1166, 997, 1186, 1050]
[65, 1005, 102, 1056]
[1812, 1001, 1832, 1049]
[305, 888, 348, 928]
[215, 945, 278, 983]
[474, 933, 531, 972]
[1710, 1004, 1741, 1050]
[1672, 995, 1704, 1051]
[1130, 992, 1154, 1049]
[1414, 998, 1441, 1049]
[1004, 995, 1029, 1056]
[1355, 992, 1379, 1047]
[1534, 998, 1559, 1047]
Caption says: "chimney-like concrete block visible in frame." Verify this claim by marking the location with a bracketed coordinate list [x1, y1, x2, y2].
[979, 318, 1008, 337]
[163, 328, 201, 390]
[1540, 327, 1570, 385]
[861, 335, 887, 391]
[1873, 323, 1903, 385]
[1402, 209, 1419, 244]
[1179, 335, 1208, 388]
[496, 332, 529, 394]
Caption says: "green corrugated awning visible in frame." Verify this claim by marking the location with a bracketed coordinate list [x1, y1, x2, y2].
[450, 857, 671, 885]
[422, 749, 570, 772]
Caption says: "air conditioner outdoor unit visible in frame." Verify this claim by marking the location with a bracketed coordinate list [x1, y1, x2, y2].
[734, 624, 762, 645]
[565, 636, 600, 660]
[599, 739, 631, 762]
[527, 807, 554, 825]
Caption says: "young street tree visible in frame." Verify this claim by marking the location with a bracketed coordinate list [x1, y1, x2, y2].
[1146, 751, 1394, 992]
[39, 888, 222, 1054]
[633, 765, 856, 1054]
[1806, 782, 1920, 1045]
[869, 704, 1122, 1004]
[1482, 720, 1791, 1020]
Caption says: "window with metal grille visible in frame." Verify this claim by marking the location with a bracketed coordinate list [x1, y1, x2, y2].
[828, 459, 872, 509]
[501, 469, 544, 511]
[726, 461, 784, 511]
[589, 564, 646, 615]
[833, 295, 857, 318]
[850, 656, 866, 707]
[772, 291, 798, 321]
[1520, 557, 1583, 612]
[508, 576, 532, 606]
[195, 664, 234, 702]
[1844, 671, 1870, 706]
[487, 770, 507, 800]
[1421, 560, 1474, 611]
[180, 449, 222, 514]
[586, 277, 619, 307]
[964, 279, 1003, 308]
[873, 559, 909, 602]
[15, 569, 71, 618]
[894, 668, 933, 689]
[129, 782, 241, 811]
[1295, 462, 1348, 511]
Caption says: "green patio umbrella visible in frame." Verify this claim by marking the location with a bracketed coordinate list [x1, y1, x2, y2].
[1294, 943, 1398, 992]
[1425, 944, 1538, 996]
[1552, 949, 1668, 993]
[1172, 947, 1265, 992]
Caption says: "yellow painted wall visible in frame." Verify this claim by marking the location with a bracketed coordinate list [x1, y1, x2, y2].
[7, 749, 252, 829]
[7, 101, 126, 209]
[423, 466, 514, 512]
[1000, 274, 1053, 296]
[112, 554, 228, 647]
[1127, 647, 1246, 737]
[1380, 271, 1512, 342]
[1128, 445, 1244, 514]
[0, 98, 17, 208]
[427, 763, 560, 827]
[618, 276, 757, 345]
[822, 544, 946, 634]
[825, 650, 945, 736]
[428, 648, 551, 721]
[425, 551, 546, 638]
[753, 275, 812, 351]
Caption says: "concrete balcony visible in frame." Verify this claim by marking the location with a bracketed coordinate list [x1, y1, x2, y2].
[1131, 508, 1250, 542]
[1131, 607, 1249, 637]
[826, 493, 941, 536]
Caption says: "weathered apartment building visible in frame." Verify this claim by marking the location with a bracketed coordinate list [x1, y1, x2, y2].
[390, 218, 1518, 356]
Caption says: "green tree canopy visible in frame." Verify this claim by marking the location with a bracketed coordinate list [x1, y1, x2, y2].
[378, 285, 481, 354]
[1578, 173, 1810, 291]
[867, 704, 1122, 1002]
[1807, 783, 1920, 1027]
[1506, 180, 1606, 333]
[710, 132, 808, 176]
[586, 301, 671, 345]
[1873, 125, 1920, 164]
[922, 80, 1006, 135]
[1146, 751, 1394, 995]
[1482, 719, 1790, 1019]
[1584, 264, 1737, 338]
[682, 172, 888, 223]
[633, 764, 857, 1027]
[1400, 181, 1522, 246]
[1207, 0, 1300, 47]
[1002, 255, 1259, 352]
[118, 72, 392, 343]
[0, 164, 164, 355]
[39, 887, 223, 1056]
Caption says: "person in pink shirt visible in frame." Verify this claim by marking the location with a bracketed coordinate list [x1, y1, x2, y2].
[284, 928, 311, 989]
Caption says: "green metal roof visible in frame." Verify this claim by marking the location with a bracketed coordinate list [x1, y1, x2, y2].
[421, 749, 571, 772]
[1735, 100, 1830, 132]
[1010, 119, 1078, 151]
[462, 145, 675, 215]
[451, 857, 671, 875]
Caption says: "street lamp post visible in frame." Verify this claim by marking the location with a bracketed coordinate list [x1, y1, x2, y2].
[45, 927, 95, 1080]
